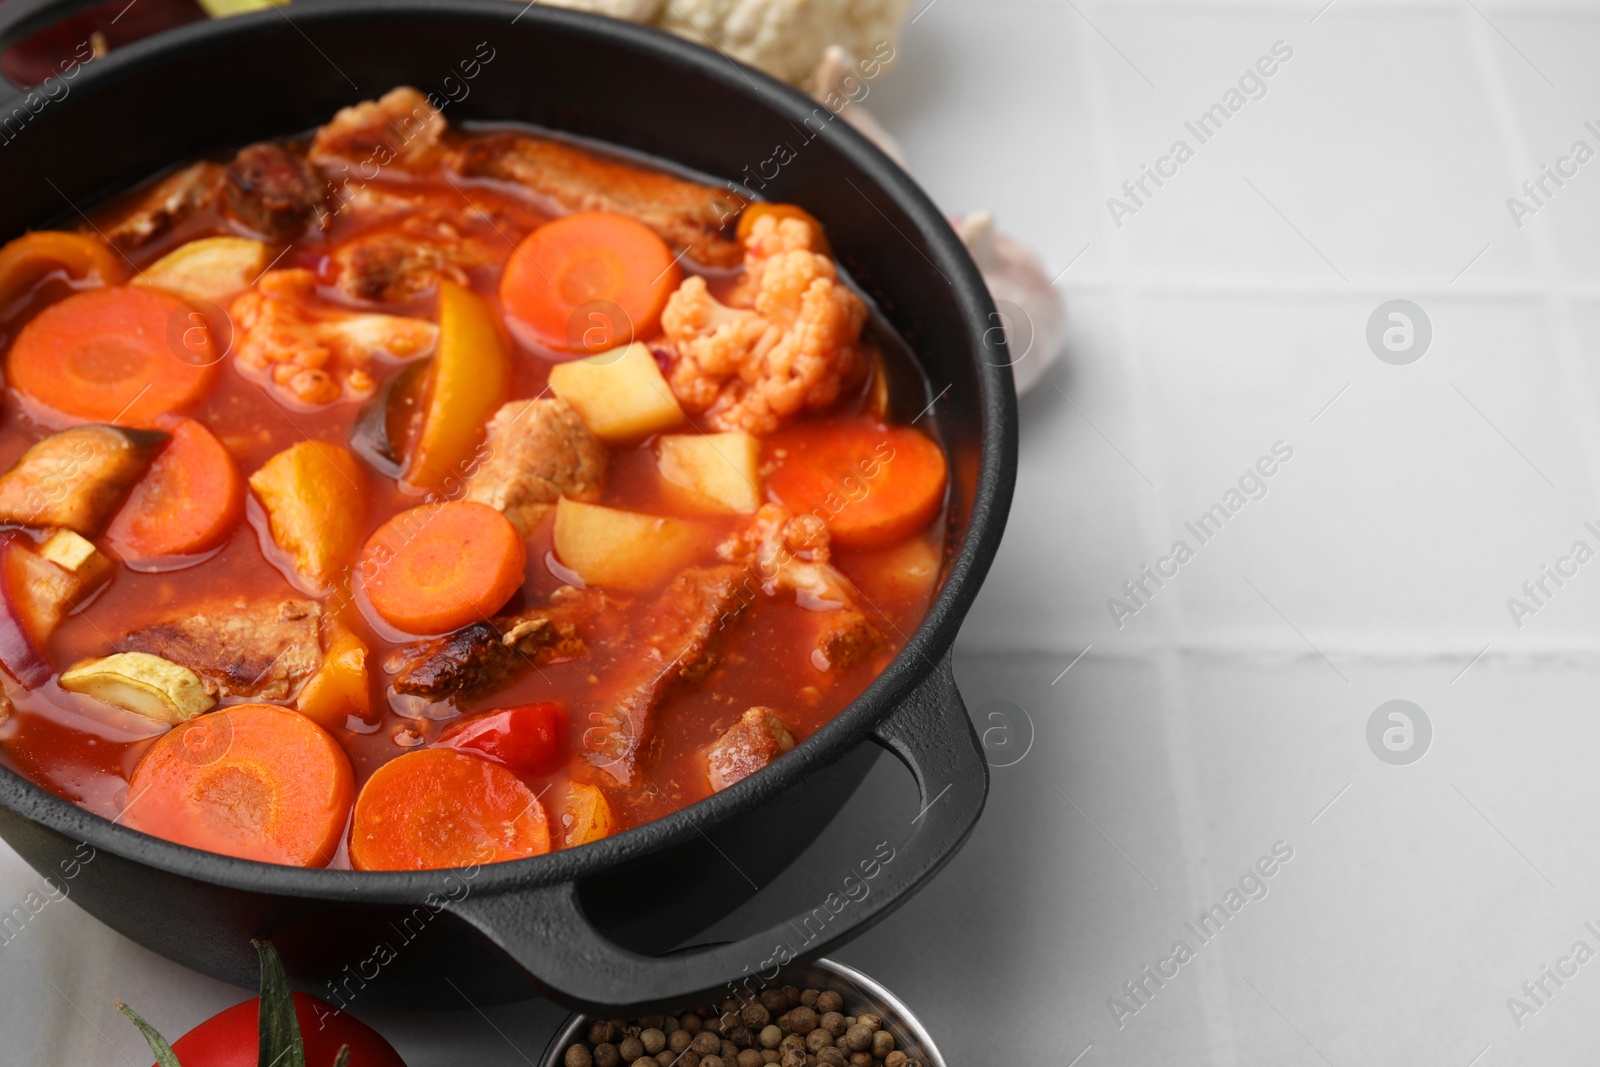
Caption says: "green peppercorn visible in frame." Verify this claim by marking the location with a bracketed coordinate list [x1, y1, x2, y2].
[806, 1028, 833, 1053]
[619, 1037, 644, 1062]
[565, 1044, 593, 1067]
[641, 1029, 666, 1055]
[821, 1012, 847, 1038]
[692, 1031, 721, 1056]
[594, 1044, 621, 1067]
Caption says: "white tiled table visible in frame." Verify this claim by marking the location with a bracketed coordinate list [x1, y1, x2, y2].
[9, 1, 1600, 1063]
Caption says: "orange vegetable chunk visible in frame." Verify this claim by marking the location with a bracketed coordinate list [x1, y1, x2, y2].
[499, 211, 680, 354]
[8, 286, 218, 426]
[295, 619, 372, 729]
[107, 417, 244, 560]
[359, 500, 526, 635]
[349, 748, 551, 870]
[403, 280, 511, 492]
[766, 419, 948, 550]
[124, 704, 354, 867]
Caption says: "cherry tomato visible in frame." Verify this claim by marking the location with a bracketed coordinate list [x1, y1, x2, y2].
[435, 702, 568, 777]
[163, 992, 404, 1067]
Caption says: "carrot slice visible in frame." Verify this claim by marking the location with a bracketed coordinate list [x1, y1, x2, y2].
[106, 417, 243, 559]
[737, 203, 831, 256]
[358, 500, 526, 635]
[7, 286, 218, 426]
[767, 419, 948, 550]
[349, 748, 551, 871]
[0, 231, 125, 309]
[499, 211, 680, 354]
[123, 704, 354, 868]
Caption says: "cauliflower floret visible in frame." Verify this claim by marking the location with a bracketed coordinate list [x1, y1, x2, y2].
[661, 216, 867, 434]
[231, 270, 438, 408]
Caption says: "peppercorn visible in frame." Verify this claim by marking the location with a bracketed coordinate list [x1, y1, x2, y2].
[736, 1050, 764, 1067]
[805, 1028, 833, 1053]
[619, 1037, 644, 1062]
[849, 1053, 873, 1067]
[663, 1017, 680, 1034]
[788, 1006, 818, 1034]
[701, 1058, 724, 1067]
[739, 1002, 769, 1028]
[855, 1013, 880, 1032]
[779, 1034, 806, 1055]
[682, 1015, 703, 1034]
[759, 989, 787, 1013]
[872, 1031, 894, 1058]
[779, 1052, 806, 1067]
[883, 1053, 908, 1067]
[843, 1024, 872, 1052]
[816, 1049, 847, 1067]
[641, 1030, 666, 1055]
[781, 986, 801, 1009]
[815, 991, 842, 1014]
[669, 1030, 694, 1054]
[678, 1053, 701, 1067]
[821, 1012, 847, 1038]
[693, 1031, 722, 1056]
[800, 989, 820, 1008]
[761, 1053, 780, 1065]
[565, 1044, 593, 1067]
[594, 1044, 621, 1067]
[629, 1059, 653, 1067]
[729, 1026, 755, 1049]
[590, 1021, 618, 1045]
[655, 1054, 673, 1067]
[639, 1016, 663, 1029]
[759, 1025, 782, 1049]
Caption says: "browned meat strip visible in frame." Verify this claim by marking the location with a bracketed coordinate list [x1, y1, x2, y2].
[583, 565, 747, 782]
[334, 231, 447, 303]
[815, 610, 883, 671]
[310, 87, 447, 175]
[96, 162, 222, 252]
[385, 591, 590, 700]
[464, 399, 609, 535]
[120, 598, 323, 701]
[0, 425, 168, 535]
[707, 706, 795, 792]
[224, 143, 327, 241]
[453, 132, 743, 268]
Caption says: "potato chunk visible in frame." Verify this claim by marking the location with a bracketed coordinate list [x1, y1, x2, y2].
[656, 432, 761, 514]
[548, 342, 684, 444]
[248, 442, 366, 594]
[60, 652, 215, 726]
[563, 781, 616, 847]
[552, 498, 703, 591]
[0, 425, 168, 535]
[135, 236, 270, 302]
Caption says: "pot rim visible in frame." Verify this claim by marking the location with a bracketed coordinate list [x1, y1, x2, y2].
[0, 0, 1018, 901]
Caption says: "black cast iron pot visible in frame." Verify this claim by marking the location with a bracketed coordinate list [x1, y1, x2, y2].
[0, 0, 1016, 1014]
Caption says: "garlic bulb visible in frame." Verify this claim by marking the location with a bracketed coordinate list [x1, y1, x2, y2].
[952, 212, 1067, 396]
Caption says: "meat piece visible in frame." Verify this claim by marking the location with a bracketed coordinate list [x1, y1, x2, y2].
[310, 87, 447, 174]
[120, 598, 323, 701]
[335, 231, 448, 304]
[583, 565, 747, 782]
[464, 399, 609, 535]
[0, 425, 168, 535]
[453, 131, 743, 268]
[719, 504, 883, 669]
[231, 269, 437, 407]
[224, 142, 327, 241]
[661, 215, 867, 433]
[386, 591, 591, 701]
[95, 162, 222, 252]
[707, 706, 796, 792]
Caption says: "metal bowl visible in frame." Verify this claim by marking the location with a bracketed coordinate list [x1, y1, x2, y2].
[541, 956, 948, 1067]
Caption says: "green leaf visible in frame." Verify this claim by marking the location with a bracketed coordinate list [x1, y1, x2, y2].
[117, 1002, 183, 1067]
[332, 1045, 351, 1067]
[254, 940, 307, 1067]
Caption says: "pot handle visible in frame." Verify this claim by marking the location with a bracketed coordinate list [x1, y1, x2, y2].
[447, 650, 988, 1014]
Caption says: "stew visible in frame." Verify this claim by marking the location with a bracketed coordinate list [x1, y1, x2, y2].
[0, 88, 947, 870]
